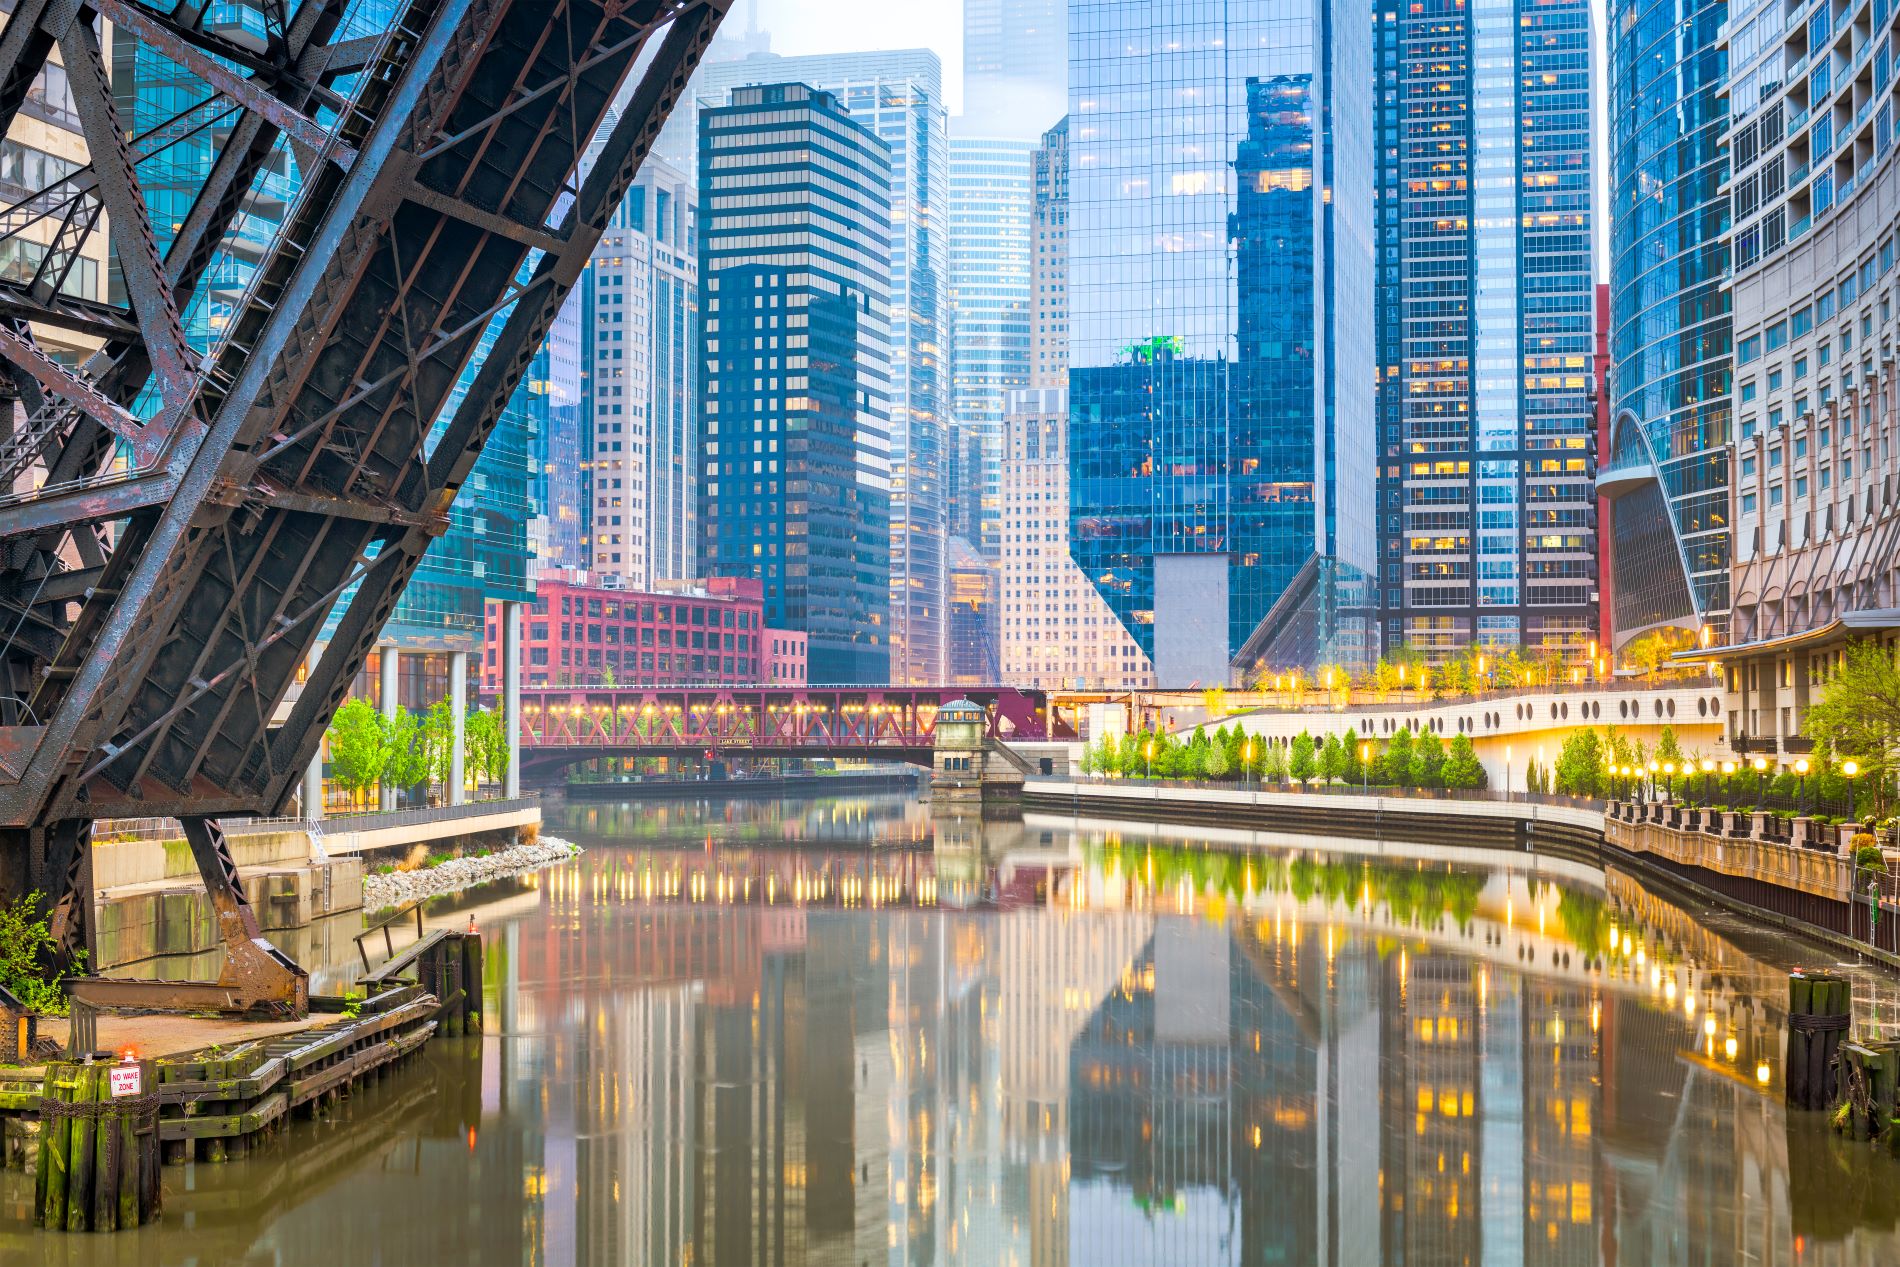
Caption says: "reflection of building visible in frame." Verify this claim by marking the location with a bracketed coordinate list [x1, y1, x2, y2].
[697, 83, 894, 686]
[1373, 0, 1597, 664]
[1069, 6, 1376, 684]
[947, 537, 1000, 685]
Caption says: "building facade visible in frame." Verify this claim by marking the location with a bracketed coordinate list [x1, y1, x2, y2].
[697, 83, 894, 686]
[690, 51, 950, 684]
[1000, 389, 1156, 689]
[586, 158, 698, 589]
[1708, 0, 1900, 754]
[1371, 0, 1598, 666]
[962, 0, 1068, 138]
[533, 290, 588, 575]
[484, 572, 803, 691]
[1030, 117, 1068, 392]
[1604, 0, 1733, 647]
[1068, 1, 1377, 685]
[949, 131, 1035, 559]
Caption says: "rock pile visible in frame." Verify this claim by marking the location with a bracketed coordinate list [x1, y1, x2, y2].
[363, 836, 580, 909]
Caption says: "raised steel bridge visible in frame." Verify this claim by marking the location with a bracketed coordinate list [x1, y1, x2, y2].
[517, 685, 1072, 777]
[0, 0, 730, 1013]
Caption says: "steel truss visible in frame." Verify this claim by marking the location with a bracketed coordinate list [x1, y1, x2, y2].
[0, 0, 729, 1002]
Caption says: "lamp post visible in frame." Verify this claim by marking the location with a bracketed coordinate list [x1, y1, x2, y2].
[1360, 742, 1371, 794]
[1795, 757, 1811, 816]
[1700, 757, 1715, 805]
[1244, 739, 1254, 791]
[1505, 744, 1513, 801]
[1843, 758, 1861, 821]
[1720, 760, 1735, 810]
[1647, 760, 1660, 803]
[1663, 761, 1676, 802]
[1752, 756, 1768, 811]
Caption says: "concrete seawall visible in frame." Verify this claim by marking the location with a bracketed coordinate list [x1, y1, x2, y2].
[1021, 778, 1900, 970]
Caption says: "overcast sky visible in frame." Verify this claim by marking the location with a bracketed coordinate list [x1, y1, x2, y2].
[748, 0, 965, 113]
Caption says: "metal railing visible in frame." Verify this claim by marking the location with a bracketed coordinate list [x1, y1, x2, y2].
[92, 794, 539, 843]
[1036, 774, 1606, 813]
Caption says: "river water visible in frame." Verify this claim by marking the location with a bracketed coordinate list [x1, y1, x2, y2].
[10, 791, 1900, 1265]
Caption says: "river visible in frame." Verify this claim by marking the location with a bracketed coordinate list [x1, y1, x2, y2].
[10, 791, 1900, 1265]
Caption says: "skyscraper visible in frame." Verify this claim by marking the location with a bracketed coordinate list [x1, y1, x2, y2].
[1069, 1, 1377, 685]
[697, 83, 894, 686]
[688, 50, 949, 683]
[585, 158, 698, 589]
[1372, 0, 1597, 665]
[949, 131, 1035, 558]
[1605, 0, 1732, 646]
[963, 0, 1069, 138]
[533, 292, 587, 576]
[1030, 116, 1069, 393]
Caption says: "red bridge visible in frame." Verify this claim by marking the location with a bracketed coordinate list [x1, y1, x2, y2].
[515, 686, 1070, 776]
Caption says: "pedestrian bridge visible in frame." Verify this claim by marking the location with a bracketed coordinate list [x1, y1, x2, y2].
[516, 686, 1071, 776]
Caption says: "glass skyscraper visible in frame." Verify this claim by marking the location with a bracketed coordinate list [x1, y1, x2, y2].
[1372, 0, 1597, 665]
[949, 132, 1035, 559]
[1068, 1, 1377, 685]
[688, 51, 950, 683]
[1605, 0, 1732, 643]
[697, 83, 894, 686]
[963, 0, 1069, 138]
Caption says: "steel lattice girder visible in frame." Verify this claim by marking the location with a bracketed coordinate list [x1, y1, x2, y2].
[0, 0, 730, 826]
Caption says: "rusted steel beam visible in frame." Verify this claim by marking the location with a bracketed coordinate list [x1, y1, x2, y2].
[401, 181, 568, 255]
[92, 0, 358, 172]
[0, 326, 144, 445]
[177, 816, 309, 1017]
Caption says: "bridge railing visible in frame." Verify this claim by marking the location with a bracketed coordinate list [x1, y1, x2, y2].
[92, 794, 540, 843]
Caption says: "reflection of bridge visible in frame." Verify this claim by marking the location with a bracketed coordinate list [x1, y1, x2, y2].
[516, 686, 1071, 776]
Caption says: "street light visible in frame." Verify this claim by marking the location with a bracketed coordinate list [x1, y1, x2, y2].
[1700, 757, 1715, 805]
[1360, 742, 1371, 794]
[1843, 758, 1862, 820]
[1647, 760, 1660, 802]
[1752, 756, 1769, 811]
[1145, 740, 1155, 781]
[1795, 757, 1811, 816]
[1663, 761, 1677, 802]
[1244, 739, 1254, 790]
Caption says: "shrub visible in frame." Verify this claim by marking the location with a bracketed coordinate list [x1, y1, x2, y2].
[0, 892, 79, 1015]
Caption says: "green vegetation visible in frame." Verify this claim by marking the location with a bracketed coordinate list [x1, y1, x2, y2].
[324, 697, 510, 808]
[1081, 721, 1488, 791]
[0, 891, 80, 1014]
[1804, 639, 1900, 816]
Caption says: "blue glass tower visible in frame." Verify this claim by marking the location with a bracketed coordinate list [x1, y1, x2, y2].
[1068, 1, 1377, 684]
[1605, 0, 1731, 643]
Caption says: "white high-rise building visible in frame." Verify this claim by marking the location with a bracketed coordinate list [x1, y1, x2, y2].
[586, 158, 697, 588]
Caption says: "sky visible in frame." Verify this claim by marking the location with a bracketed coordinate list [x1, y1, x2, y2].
[749, 0, 966, 113]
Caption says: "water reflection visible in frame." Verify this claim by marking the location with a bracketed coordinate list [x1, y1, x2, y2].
[11, 793, 1900, 1265]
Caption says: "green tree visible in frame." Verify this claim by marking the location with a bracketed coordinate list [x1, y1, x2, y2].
[1205, 734, 1233, 780]
[1410, 731, 1445, 787]
[1655, 725, 1684, 771]
[1181, 730, 1210, 780]
[1382, 727, 1415, 786]
[600, 662, 617, 688]
[1318, 733, 1346, 782]
[1342, 728, 1364, 783]
[1260, 739, 1288, 783]
[383, 707, 430, 798]
[1441, 734, 1486, 789]
[421, 698, 456, 797]
[1290, 731, 1317, 783]
[326, 697, 387, 809]
[1553, 729, 1603, 797]
[1805, 639, 1900, 811]
[466, 705, 509, 791]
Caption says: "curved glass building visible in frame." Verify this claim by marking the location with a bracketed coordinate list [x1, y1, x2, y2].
[1604, 0, 1732, 644]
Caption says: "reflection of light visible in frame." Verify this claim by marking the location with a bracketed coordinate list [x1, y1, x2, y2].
[1757, 1062, 1772, 1084]
[1724, 1035, 1738, 1060]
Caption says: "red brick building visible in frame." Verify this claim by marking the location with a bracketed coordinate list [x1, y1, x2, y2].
[484, 571, 807, 690]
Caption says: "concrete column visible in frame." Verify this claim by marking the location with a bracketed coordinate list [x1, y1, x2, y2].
[503, 602, 521, 799]
[304, 748, 325, 822]
[450, 649, 468, 805]
[379, 645, 399, 811]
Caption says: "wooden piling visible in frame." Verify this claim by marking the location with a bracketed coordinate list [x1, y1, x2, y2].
[92, 1064, 116, 1233]
[65, 1064, 98, 1231]
[463, 933, 484, 1034]
[36, 1062, 74, 1227]
[1787, 972, 1853, 1110]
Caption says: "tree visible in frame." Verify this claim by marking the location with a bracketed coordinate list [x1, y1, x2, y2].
[422, 698, 457, 797]
[1318, 733, 1347, 782]
[1342, 728, 1365, 783]
[1205, 735, 1233, 780]
[1382, 727, 1415, 786]
[0, 890, 79, 1013]
[326, 697, 387, 809]
[466, 705, 509, 792]
[1410, 731, 1445, 787]
[383, 707, 430, 799]
[1805, 639, 1900, 811]
[1441, 734, 1486, 789]
[600, 662, 617, 688]
[1553, 729, 1603, 797]
[1290, 731, 1317, 783]
[1181, 730, 1210, 780]
[1261, 739, 1288, 783]
[1627, 630, 1683, 681]
[1655, 725, 1685, 770]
